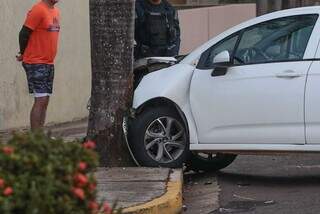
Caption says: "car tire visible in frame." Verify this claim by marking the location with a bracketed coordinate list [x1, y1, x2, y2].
[128, 106, 190, 168]
[186, 152, 237, 172]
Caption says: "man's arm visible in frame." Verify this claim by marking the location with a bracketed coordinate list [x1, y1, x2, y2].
[172, 10, 181, 55]
[19, 25, 33, 55]
[17, 5, 43, 61]
[134, 1, 145, 60]
[168, 9, 181, 56]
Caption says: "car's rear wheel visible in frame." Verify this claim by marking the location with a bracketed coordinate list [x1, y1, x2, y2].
[128, 106, 189, 168]
[186, 152, 237, 172]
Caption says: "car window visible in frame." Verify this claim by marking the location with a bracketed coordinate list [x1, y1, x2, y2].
[199, 34, 239, 69]
[234, 14, 318, 65]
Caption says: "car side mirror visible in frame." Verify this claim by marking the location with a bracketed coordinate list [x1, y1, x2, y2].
[213, 50, 230, 64]
[211, 50, 231, 77]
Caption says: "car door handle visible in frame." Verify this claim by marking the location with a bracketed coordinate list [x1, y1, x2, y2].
[276, 70, 301, 78]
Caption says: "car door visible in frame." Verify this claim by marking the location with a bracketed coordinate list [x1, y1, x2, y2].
[190, 14, 318, 144]
[305, 61, 320, 144]
[305, 22, 320, 145]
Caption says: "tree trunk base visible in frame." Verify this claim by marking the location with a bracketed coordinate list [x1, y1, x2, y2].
[95, 128, 136, 167]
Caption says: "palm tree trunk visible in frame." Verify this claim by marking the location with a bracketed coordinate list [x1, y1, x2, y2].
[88, 0, 135, 167]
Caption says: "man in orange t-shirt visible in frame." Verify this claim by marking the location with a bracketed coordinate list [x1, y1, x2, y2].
[17, 0, 60, 130]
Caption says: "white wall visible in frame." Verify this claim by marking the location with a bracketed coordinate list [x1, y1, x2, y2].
[0, 0, 91, 130]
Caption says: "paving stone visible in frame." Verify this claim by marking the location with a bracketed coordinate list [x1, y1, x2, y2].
[95, 167, 169, 209]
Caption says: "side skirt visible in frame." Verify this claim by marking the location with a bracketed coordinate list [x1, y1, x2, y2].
[190, 144, 320, 154]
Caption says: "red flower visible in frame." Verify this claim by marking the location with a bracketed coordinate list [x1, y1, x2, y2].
[88, 200, 99, 211]
[2, 146, 14, 155]
[78, 161, 88, 171]
[74, 173, 88, 187]
[83, 140, 96, 149]
[3, 187, 13, 196]
[103, 202, 112, 214]
[0, 179, 4, 188]
[72, 187, 85, 200]
[89, 183, 97, 192]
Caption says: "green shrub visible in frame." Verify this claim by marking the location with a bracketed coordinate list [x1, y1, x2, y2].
[0, 132, 112, 214]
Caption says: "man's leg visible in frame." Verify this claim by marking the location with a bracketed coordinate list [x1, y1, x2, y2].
[23, 63, 54, 131]
[30, 96, 50, 131]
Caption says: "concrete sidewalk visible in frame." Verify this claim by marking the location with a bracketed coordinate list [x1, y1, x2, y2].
[97, 167, 182, 214]
[0, 119, 183, 214]
[0, 119, 88, 143]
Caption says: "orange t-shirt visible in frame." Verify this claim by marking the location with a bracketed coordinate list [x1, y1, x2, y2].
[23, 1, 60, 64]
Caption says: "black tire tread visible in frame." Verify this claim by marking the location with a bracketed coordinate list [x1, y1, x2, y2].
[128, 106, 189, 168]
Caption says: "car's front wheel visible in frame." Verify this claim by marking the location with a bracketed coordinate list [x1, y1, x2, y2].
[128, 106, 190, 168]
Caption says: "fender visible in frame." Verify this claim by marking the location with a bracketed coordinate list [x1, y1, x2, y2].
[132, 63, 199, 144]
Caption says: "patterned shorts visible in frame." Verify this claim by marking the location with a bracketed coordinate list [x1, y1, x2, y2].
[22, 63, 54, 96]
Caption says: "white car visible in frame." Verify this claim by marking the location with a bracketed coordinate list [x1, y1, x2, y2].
[127, 6, 320, 171]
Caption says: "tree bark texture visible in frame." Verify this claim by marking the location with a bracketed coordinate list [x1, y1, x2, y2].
[88, 0, 135, 167]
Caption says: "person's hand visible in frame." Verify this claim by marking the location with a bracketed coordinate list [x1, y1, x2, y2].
[16, 53, 23, 62]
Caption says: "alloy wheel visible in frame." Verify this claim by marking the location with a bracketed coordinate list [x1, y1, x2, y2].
[144, 116, 187, 164]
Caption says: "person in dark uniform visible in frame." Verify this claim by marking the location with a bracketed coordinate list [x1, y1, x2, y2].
[134, 0, 181, 60]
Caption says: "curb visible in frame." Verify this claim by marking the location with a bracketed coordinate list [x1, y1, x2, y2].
[122, 169, 183, 214]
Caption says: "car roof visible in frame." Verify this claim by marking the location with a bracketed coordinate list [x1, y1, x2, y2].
[181, 6, 320, 65]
